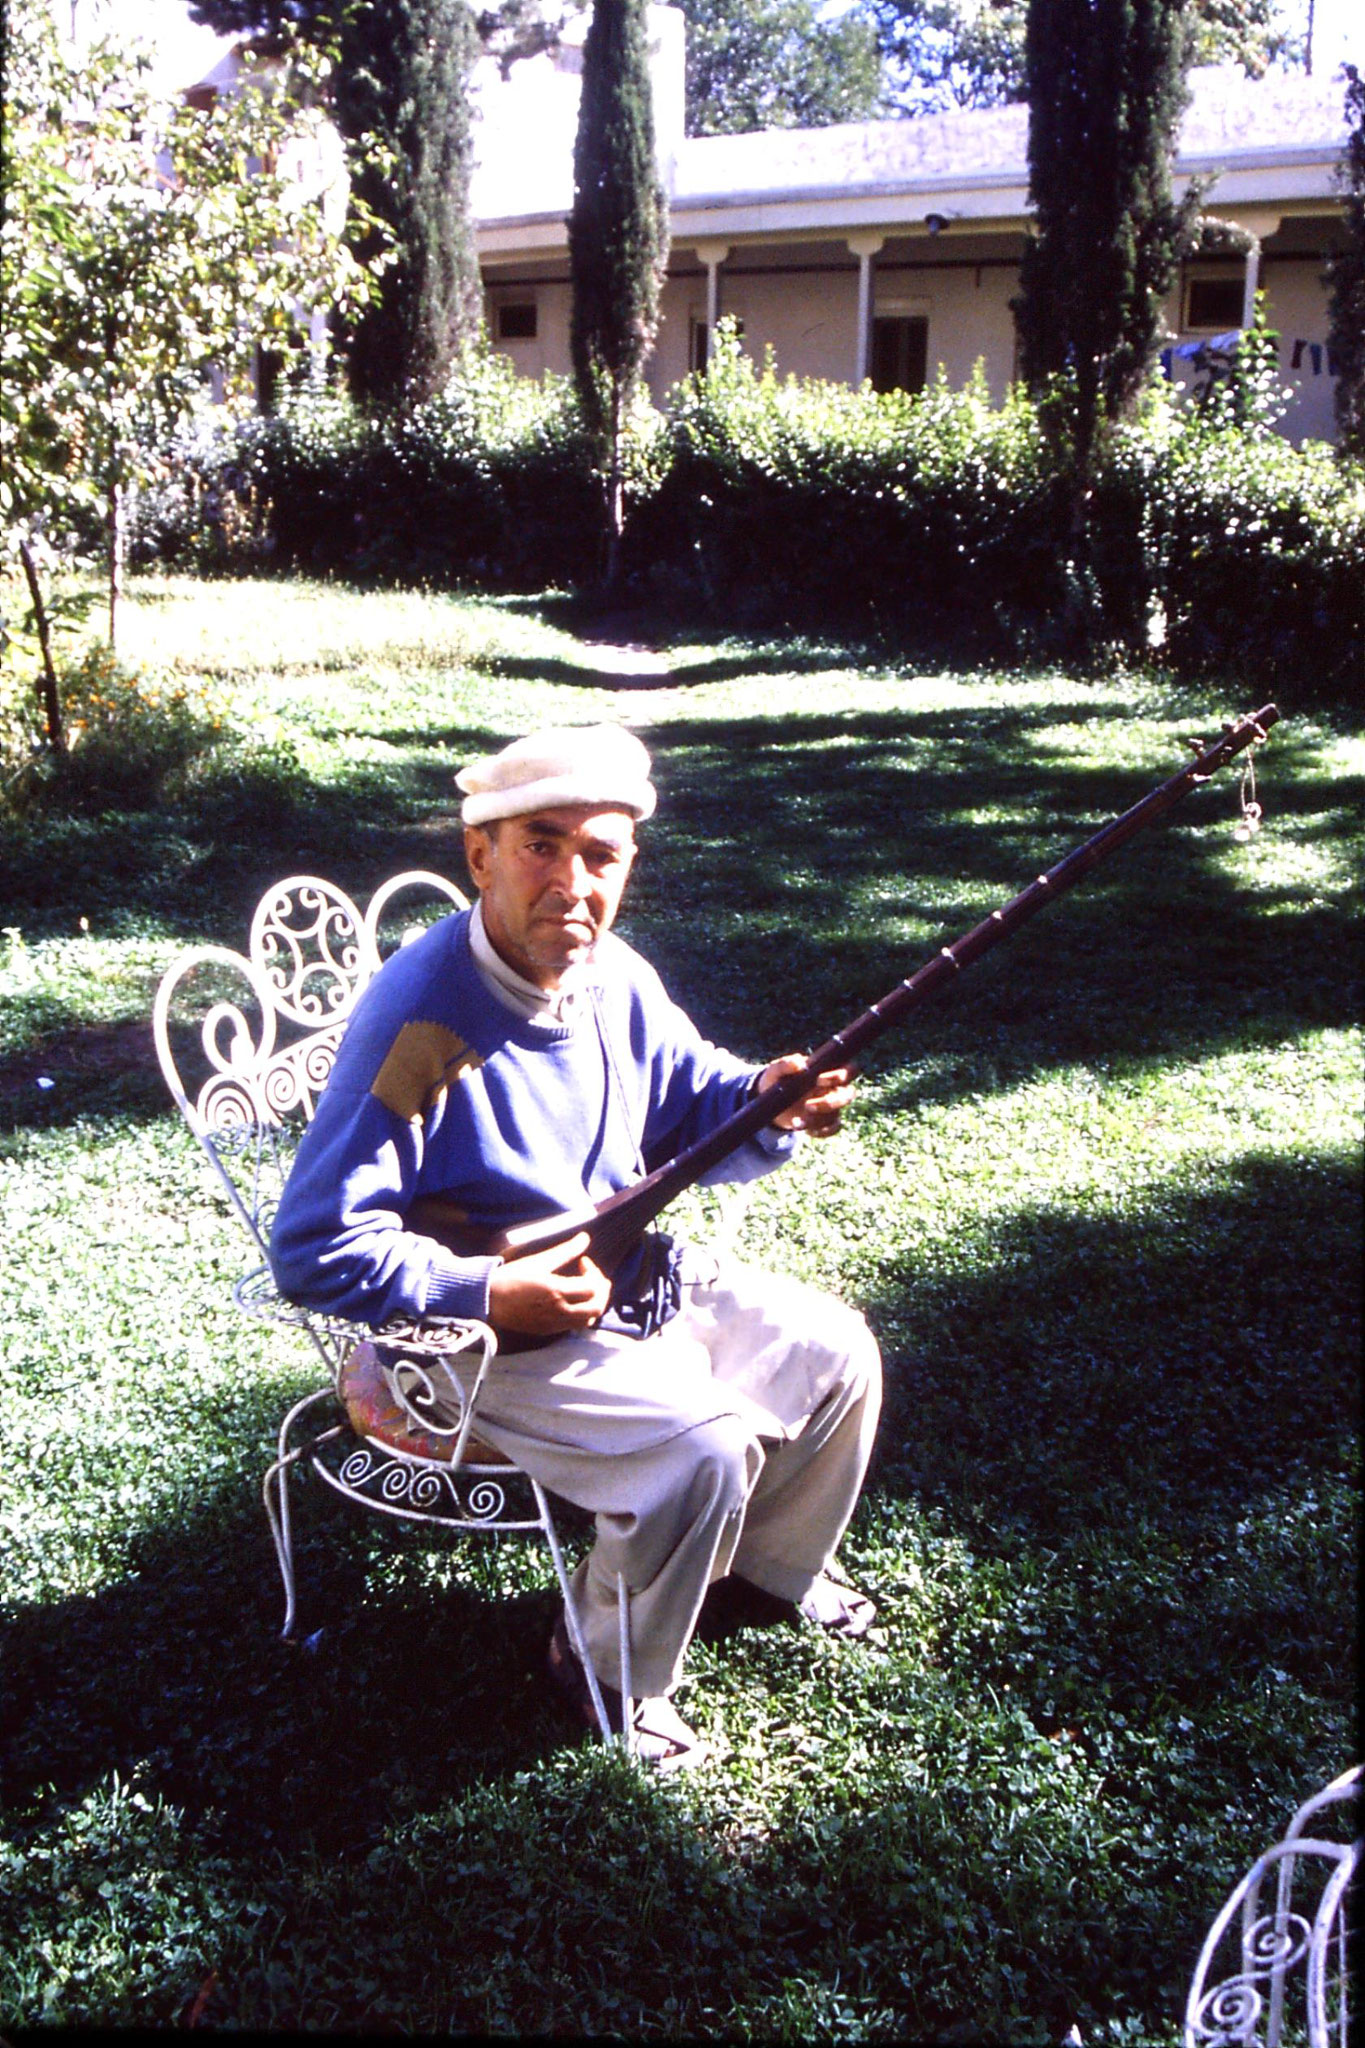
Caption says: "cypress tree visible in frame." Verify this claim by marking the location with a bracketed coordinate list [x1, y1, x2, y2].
[1016, 0, 1199, 481]
[338, 0, 483, 408]
[1327, 65, 1365, 463]
[569, 0, 670, 577]
[189, 2, 485, 408]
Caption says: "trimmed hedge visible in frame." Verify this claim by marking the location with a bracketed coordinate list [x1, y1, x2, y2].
[636, 332, 1364, 699]
[630, 345, 1065, 643]
[134, 356, 615, 590]
[1115, 413, 1365, 694]
[133, 334, 1364, 701]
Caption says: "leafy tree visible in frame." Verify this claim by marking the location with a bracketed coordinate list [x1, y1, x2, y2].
[187, 1, 573, 406]
[1327, 65, 1365, 461]
[871, 0, 1027, 114]
[1015, 0, 1200, 495]
[679, 0, 885, 136]
[1, 0, 372, 681]
[1187, 0, 1302, 72]
[569, 0, 669, 582]
[187, 0, 565, 47]
[873, 0, 1303, 115]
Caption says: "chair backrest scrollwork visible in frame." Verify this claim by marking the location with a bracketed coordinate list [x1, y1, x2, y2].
[154, 871, 468, 1253]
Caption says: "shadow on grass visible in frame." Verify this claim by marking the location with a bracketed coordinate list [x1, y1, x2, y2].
[479, 645, 871, 690]
[4, 1144, 1353, 1842]
[0, 1019, 167, 1133]
[0, 1406, 582, 1864]
[1, 1140, 1354, 2031]
[863, 1144, 1358, 1709]
[2, 692, 1357, 1138]
[2, 649, 1356, 2029]
[0, 744, 486, 954]
[623, 703, 1360, 1079]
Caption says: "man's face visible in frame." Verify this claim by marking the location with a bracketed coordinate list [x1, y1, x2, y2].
[464, 804, 638, 989]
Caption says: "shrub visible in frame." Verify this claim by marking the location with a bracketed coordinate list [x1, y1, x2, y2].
[632, 330, 1065, 641]
[124, 329, 1364, 701]
[1131, 405, 1365, 698]
[0, 639, 308, 818]
[0, 643, 225, 811]
[136, 353, 663, 590]
[632, 327, 1364, 698]
[126, 409, 287, 572]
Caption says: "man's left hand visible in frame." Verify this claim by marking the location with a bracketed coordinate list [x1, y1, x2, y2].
[760, 1056, 856, 1138]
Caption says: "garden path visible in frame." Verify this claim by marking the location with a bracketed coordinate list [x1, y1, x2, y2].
[580, 635, 673, 692]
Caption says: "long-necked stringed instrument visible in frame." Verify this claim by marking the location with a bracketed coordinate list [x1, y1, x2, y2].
[423, 704, 1277, 1275]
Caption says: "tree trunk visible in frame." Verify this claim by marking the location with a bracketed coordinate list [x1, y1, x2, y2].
[602, 385, 626, 596]
[107, 472, 126, 650]
[18, 541, 65, 755]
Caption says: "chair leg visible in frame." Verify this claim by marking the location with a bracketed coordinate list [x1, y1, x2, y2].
[261, 1454, 299, 1640]
[262, 1389, 341, 1640]
[262, 1395, 637, 1755]
[533, 1476, 628, 1749]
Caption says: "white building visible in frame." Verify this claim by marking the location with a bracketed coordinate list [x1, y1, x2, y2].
[473, 6, 1355, 444]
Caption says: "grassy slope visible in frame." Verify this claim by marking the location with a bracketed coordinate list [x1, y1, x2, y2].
[0, 578, 1358, 2038]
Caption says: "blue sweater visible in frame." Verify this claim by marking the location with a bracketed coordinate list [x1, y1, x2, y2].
[269, 910, 789, 1327]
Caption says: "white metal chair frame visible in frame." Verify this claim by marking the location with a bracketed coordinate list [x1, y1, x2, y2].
[153, 870, 629, 1748]
[1184, 1763, 1359, 2048]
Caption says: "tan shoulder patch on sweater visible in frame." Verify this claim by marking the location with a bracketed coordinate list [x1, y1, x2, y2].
[370, 1022, 483, 1122]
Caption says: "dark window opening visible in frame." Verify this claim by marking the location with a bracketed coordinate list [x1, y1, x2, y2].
[871, 316, 928, 395]
[497, 302, 538, 340]
[1185, 277, 1245, 331]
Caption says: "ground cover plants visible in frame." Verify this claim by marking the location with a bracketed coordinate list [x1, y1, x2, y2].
[0, 577, 1358, 2037]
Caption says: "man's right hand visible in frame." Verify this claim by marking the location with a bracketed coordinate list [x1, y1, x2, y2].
[486, 1230, 611, 1339]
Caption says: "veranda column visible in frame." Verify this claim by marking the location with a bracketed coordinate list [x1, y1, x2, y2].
[694, 240, 731, 362]
[848, 234, 886, 385]
[1241, 238, 1263, 329]
[1239, 211, 1280, 328]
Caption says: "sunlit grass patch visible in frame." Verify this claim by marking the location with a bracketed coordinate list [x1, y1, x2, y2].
[115, 576, 583, 681]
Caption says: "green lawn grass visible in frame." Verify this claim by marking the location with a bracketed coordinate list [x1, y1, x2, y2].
[0, 576, 1358, 2038]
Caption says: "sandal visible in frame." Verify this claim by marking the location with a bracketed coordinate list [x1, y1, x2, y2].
[546, 1616, 708, 1771]
[797, 1573, 878, 1639]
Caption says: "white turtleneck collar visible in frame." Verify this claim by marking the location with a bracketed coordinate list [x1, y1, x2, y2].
[467, 897, 589, 1026]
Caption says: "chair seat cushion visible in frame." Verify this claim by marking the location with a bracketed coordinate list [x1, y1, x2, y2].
[339, 1341, 509, 1466]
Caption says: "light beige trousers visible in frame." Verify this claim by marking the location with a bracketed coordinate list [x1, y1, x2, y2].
[468, 1254, 882, 1698]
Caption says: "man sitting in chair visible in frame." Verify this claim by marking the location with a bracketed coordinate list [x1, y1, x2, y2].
[270, 724, 881, 1768]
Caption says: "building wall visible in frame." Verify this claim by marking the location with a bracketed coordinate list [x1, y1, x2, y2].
[485, 229, 1343, 443]
[642, 239, 1026, 399]
[485, 276, 574, 383]
[652, 273, 699, 392]
[874, 243, 1022, 400]
[1160, 252, 1341, 445]
[706, 247, 861, 384]
[1265, 256, 1343, 444]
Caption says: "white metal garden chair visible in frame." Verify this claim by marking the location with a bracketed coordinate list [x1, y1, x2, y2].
[153, 869, 627, 1746]
[1184, 1763, 1359, 2048]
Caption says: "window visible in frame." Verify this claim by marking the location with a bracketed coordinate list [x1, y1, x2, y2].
[1185, 276, 1244, 332]
[871, 316, 928, 395]
[497, 302, 537, 341]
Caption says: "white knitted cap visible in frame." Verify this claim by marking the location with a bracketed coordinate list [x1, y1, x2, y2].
[456, 724, 656, 827]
